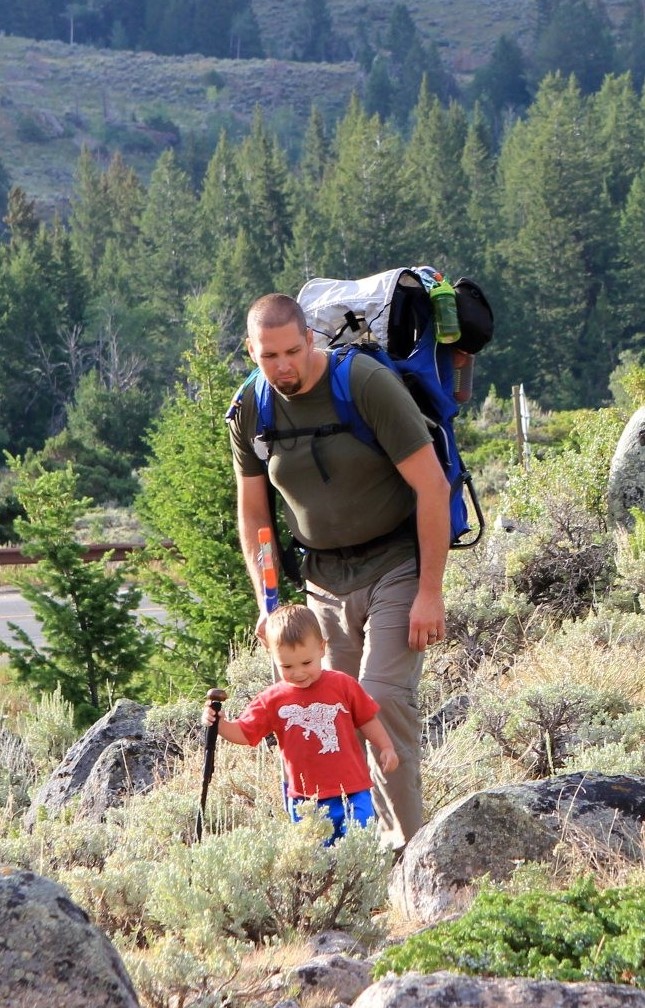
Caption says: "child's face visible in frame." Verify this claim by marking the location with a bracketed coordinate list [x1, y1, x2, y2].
[270, 632, 325, 689]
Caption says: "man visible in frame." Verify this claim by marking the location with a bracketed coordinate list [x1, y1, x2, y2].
[228, 292, 450, 853]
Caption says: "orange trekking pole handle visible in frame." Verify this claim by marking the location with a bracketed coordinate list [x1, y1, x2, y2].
[258, 526, 279, 614]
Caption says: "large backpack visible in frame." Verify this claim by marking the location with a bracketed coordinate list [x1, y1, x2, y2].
[227, 265, 493, 581]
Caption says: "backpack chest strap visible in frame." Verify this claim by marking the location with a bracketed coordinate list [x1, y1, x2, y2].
[266, 422, 350, 482]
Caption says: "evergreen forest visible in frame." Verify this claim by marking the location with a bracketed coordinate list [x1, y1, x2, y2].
[1, 67, 645, 472]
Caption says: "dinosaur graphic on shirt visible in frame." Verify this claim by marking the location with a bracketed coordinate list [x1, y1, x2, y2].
[277, 701, 349, 754]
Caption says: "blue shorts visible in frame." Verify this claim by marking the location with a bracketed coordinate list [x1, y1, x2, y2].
[287, 789, 374, 845]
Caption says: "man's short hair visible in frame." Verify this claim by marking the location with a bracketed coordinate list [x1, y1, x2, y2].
[265, 604, 323, 648]
[247, 293, 307, 337]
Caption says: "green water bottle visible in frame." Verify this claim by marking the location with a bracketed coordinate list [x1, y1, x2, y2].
[430, 273, 461, 344]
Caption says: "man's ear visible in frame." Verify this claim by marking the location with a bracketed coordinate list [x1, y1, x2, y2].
[246, 336, 257, 363]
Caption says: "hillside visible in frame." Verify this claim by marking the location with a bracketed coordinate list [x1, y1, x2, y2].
[0, 0, 631, 214]
[0, 35, 360, 215]
[254, 0, 538, 71]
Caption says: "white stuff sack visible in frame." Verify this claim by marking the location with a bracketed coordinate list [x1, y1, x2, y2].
[297, 265, 437, 349]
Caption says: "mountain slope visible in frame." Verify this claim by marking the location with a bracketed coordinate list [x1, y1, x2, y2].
[0, 35, 360, 214]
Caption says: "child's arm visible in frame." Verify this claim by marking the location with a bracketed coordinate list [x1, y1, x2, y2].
[360, 716, 399, 773]
[201, 704, 251, 746]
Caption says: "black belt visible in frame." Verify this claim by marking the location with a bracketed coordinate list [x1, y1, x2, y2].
[307, 515, 416, 560]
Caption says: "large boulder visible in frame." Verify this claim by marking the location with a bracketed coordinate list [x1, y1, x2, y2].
[0, 866, 140, 1007]
[390, 772, 645, 923]
[23, 699, 181, 828]
[608, 406, 645, 530]
[353, 971, 645, 1007]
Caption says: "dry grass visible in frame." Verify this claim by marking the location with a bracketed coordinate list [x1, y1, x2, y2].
[552, 816, 645, 890]
[507, 636, 645, 706]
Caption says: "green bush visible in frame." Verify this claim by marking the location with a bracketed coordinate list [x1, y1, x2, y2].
[467, 681, 633, 778]
[17, 683, 78, 774]
[147, 807, 388, 947]
[374, 876, 645, 985]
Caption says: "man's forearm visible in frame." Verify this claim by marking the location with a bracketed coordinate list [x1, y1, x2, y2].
[415, 484, 450, 594]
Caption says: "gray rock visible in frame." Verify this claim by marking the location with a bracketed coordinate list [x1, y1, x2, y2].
[75, 735, 182, 821]
[0, 866, 140, 1007]
[390, 772, 645, 922]
[423, 695, 470, 747]
[23, 699, 183, 828]
[282, 952, 372, 1003]
[353, 971, 645, 1007]
[608, 407, 645, 530]
[306, 929, 368, 958]
[24, 698, 148, 828]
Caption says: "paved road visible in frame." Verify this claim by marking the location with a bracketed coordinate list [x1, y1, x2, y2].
[0, 589, 167, 648]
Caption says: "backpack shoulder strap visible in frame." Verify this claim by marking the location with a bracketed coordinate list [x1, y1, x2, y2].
[329, 342, 397, 448]
[225, 367, 263, 426]
[225, 367, 277, 440]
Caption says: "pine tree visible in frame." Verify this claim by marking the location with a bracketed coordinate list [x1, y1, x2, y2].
[459, 104, 498, 277]
[0, 457, 153, 724]
[136, 294, 254, 693]
[299, 106, 330, 191]
[4, 187, 40, 248]
[617, 0, 645, 91]
[467, 34, 531, 124]
[533, 0, 616, 94]
[0, 226, 84, 452]
[316, 96, 415, 276]
[290, 0, 335, 62]
[207, 228, 267, 354]
[135, 148, 199, 324]
[616, 167, 645, 342]
[403, 84, 469, 273]
[497, 74, 611, 406]
[590, 73, 644, 209]
[365, 54, 393, 120]
[276, 106, 329, 293]
[235, 110, 293, 289]
[197, 132, 248, 284]
[69, 146, 112, 280]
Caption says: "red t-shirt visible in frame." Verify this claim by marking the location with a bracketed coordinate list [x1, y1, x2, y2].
[235, 669, 379, 799]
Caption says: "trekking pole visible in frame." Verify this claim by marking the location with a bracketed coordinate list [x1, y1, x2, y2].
[258, 526, 279, 616]
[195, 686, 228, 843]
[258, 527, 289, 810]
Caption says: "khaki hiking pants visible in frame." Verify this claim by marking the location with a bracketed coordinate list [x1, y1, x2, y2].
[306, 556, 424, 852]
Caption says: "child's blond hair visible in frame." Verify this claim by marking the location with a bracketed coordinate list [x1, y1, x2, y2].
[265, 604, 323, 649]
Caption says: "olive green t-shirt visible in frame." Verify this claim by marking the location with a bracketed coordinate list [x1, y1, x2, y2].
[229, 350, 434, 592]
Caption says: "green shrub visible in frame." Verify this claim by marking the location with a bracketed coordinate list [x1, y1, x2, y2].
[467, 681, 633, 778]
[144, 697, 204, 750]
[0, 727, 33, 818]
[15, 111, 49, 142]
[147, 808, 388, 948]
[123, 936, 226, 1008]
[374, 876, 645, 985]
[202, 68, 226, 89]
[16, 683, 78, 774]
[503, 408, 625, 526]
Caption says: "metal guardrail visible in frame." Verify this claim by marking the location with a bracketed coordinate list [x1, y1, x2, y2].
[0, 543, 152, 565]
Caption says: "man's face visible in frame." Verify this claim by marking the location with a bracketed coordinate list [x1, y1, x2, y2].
[246, 321, 316, 396]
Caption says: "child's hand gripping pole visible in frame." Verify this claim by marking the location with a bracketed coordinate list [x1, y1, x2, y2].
[258, 527, 279, 615]
[195, 687, 228, 843]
